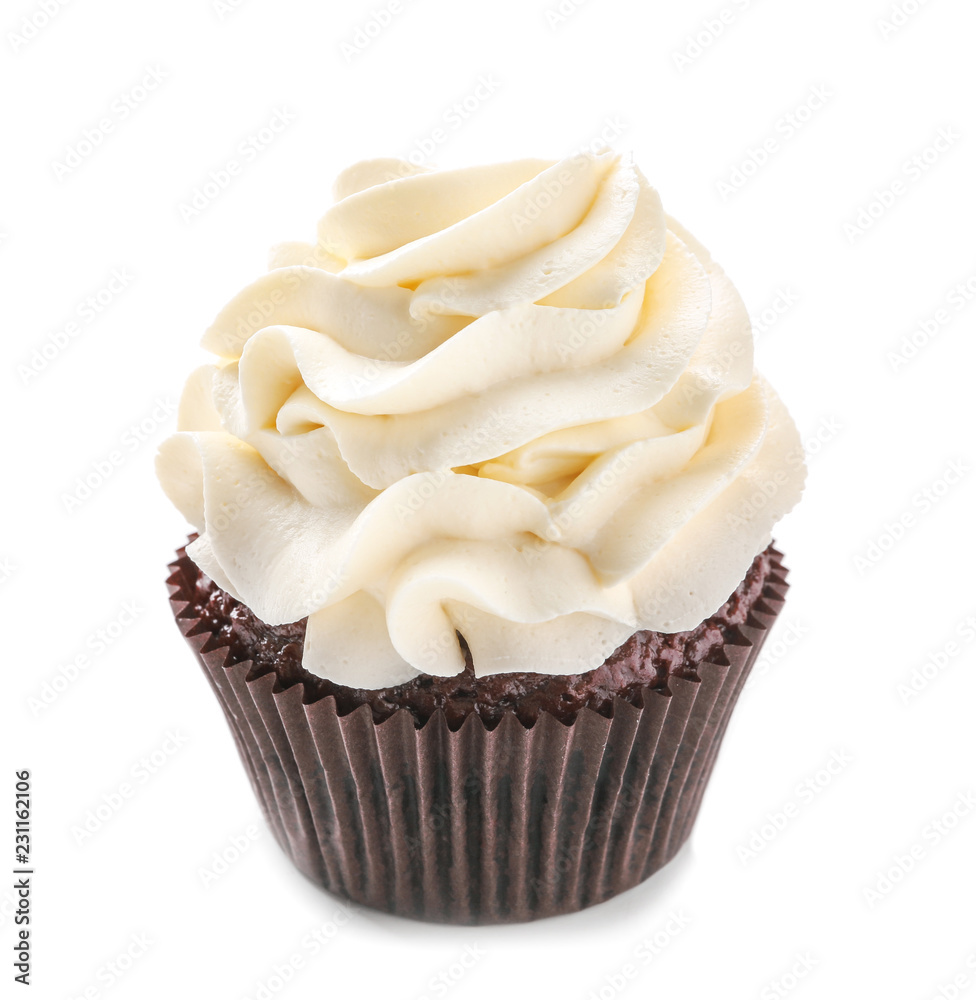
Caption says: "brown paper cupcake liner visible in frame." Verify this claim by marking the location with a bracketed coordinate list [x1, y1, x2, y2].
[167, 549, 788, 924]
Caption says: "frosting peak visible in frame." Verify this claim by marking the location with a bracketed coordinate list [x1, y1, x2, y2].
[157, 151, 804, 687]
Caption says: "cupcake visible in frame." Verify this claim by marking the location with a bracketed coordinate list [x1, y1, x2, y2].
[159, 149, 804, 923]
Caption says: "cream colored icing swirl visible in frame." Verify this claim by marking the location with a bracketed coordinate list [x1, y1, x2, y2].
[157, 150, 805, 687]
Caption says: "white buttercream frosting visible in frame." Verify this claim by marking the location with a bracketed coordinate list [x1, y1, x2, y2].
[157, 150, 805, 687]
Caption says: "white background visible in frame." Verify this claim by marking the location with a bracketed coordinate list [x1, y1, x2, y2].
[3, 0, 975, 997]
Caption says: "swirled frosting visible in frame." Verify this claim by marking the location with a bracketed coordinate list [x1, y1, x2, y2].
[157, 150, 805, 687]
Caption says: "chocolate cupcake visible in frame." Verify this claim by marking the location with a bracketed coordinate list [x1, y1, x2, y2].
[158, 150, 804, 923]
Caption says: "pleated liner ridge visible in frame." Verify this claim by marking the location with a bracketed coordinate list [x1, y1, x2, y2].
[167, 548, 788, 924]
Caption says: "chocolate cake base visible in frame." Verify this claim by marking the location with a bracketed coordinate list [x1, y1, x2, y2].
[176, 542, 778, 728]
[168, 543, 788, 923]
